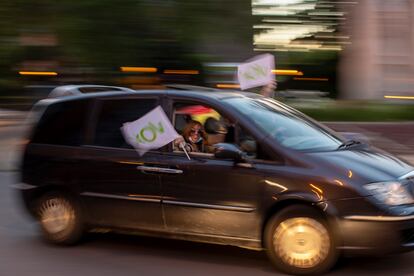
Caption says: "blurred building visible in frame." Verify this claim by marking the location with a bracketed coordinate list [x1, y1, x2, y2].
[251, 0, 347, 97]
[340, 0, 414, 100]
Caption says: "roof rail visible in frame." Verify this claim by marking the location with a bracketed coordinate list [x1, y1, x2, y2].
[47, 85, 135, 98]
[164, 84, 220, 92]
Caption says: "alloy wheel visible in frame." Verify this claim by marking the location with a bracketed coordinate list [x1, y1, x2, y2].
[38, 197, 75, 235]
[273, 217, 330, 269]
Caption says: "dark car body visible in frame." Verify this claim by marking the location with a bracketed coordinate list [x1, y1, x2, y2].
[17, 89, 414, 267]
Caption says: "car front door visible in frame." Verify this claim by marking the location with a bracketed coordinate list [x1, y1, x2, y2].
[161, 153, 264, 240]
[79, 97, 165, 231]
[160, 99, 266, 241]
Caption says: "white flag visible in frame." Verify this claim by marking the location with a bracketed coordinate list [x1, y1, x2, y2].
[121, 106, 180, 156]
[237, 54, 275, 90]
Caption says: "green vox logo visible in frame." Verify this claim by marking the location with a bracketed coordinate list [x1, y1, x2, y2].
[242, 64, 268, 81]
[135, 122, 165, 143]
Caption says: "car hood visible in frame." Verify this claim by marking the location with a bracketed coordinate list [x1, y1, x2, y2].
[307, 147, 413, 182]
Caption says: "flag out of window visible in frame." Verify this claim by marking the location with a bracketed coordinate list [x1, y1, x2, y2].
[121, 106, 180, 156]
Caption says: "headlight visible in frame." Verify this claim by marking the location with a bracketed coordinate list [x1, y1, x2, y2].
[364, 181, 414, 206]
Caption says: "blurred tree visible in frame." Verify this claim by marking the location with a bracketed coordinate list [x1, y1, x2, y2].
[0, 0, 253, 93]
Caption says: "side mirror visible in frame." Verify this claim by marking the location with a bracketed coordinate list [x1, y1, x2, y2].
[213, 143, 245, 161]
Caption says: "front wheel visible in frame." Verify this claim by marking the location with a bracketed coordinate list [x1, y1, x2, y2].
[264, 205, 338, 275]
[36, 192, 84, 245]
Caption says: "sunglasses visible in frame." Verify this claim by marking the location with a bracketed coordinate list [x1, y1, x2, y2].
[190, 128, 201, 134]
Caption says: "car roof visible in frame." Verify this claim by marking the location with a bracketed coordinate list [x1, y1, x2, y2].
[36, 89, 262, 107]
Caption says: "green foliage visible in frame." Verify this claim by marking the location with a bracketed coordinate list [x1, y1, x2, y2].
[295, 102, 414, 122]
[0, 0, 256, 91]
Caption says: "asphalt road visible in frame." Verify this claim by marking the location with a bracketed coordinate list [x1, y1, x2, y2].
[0, 123, 413, 276]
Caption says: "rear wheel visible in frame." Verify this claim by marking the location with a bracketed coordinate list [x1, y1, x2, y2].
[264, 205, 338, 275]
[36, 192, 83, 245]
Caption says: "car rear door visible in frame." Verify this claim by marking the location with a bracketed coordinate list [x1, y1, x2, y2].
[23, 99, 91, 193]
[78, 96, 166, 231]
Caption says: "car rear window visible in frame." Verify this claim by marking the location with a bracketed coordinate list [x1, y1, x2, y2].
[92, 98, 158, 148]
[31, 100, 89, 146]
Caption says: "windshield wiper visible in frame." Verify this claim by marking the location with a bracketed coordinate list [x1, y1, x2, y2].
[337, 140, 362, 150]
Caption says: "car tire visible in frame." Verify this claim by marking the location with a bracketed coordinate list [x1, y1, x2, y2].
[36, 192, 84, 245]
[264, 205, 338, 275]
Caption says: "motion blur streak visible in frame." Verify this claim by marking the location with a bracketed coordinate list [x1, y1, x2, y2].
[216, 84, 241, 89]
[18, 71, 58, 76]
[164, 70, 199, 75]
[264, 180, 288, 192]
[294, 77, 329, 81]
[310, 184, 324, 201]
[334, 180, 344, 186]
[120, 67, 157, 73]
[311, 190, 324, 201]
[271, 69, 303, 76]
[384, 96, 414, 100]
[309, 183, 323, 194]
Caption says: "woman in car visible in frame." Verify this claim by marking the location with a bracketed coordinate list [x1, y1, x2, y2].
[176, 120, 208, 153]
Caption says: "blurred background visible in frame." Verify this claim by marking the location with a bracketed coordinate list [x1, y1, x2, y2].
[1, 0, 414, 158]
[0, 0, 412, 103]
[0, 0, 413, 103]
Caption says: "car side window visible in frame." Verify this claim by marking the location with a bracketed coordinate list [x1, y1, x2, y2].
[237, 126, 258, 159]
[237, 125, 273, 161]
[172, 101, 275, 161]
[93, 98, 158, 148]
[31, 100, 89, 146]
[172, 102, 233, 155]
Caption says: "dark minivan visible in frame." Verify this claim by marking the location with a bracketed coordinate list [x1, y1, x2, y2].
[17, 88, 414, 275]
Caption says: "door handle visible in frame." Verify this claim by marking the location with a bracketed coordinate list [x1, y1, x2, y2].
[137, 166, 183, 174]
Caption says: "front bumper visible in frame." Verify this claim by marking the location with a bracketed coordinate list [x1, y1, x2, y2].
[337, 215, 414, 255]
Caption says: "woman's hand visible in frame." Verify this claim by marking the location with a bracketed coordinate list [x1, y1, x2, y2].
[174, 136, 185, 148]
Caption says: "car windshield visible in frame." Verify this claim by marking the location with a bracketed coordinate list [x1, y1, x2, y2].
[225, 97, 343, 152]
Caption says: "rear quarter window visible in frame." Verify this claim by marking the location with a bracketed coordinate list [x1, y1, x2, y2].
[31, 100, 90, 146]
[92, 98, 158, 148]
